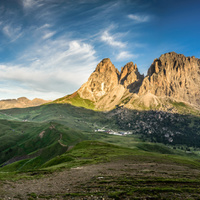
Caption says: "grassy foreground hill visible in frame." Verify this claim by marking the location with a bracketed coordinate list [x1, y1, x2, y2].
[2, 138, 200, 199]
[0, 120, 86, 171]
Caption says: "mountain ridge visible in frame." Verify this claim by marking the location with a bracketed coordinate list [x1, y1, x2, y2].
[0, 97, 51, 110]
[54, 52, 200, 114]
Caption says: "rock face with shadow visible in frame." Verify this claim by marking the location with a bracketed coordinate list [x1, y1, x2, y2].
[119, 62, 144, 93]
[58, 52, 200, 113]
[77, 58, 144, 110]
[78, 58, 120, 102]
[139, 52, 200, 106]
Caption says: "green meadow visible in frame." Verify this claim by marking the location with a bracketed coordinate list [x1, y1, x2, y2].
[0, 103, 200, 199]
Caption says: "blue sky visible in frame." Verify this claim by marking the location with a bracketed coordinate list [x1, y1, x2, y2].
[0, 0, 200, 100]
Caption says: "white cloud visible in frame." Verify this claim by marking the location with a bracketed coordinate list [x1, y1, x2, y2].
[116, 51, 139, 61]
[101, 30, 126, 48]
[2, 26, 12, 37]
[42, 31, 56, 39]
[2, 25, 22, 41]
[22, 0, 33, 8]
[128, 14, 150, 23]
[0, 39, 98, 100]
[0, 87, 61, 101]
[39, 24, 52, 29]
[21, 0, 43, 9]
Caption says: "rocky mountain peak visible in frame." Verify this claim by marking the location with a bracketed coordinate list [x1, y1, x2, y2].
[120, 61, 144, 92]
[95, 58, 119, 74]
[58, 52, 200, 112]
[77, 58, 144, 109]
[78, 58, 119, 102]
[139, 52, 200, 106]
[148, 52, 199, 76]
[120, 62, 137, 80]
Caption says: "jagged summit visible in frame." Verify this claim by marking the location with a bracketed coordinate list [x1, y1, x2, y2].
[139, 52, 200, 106]
[119, 62, 144, 92]
[77, 58, 144, 106]
[94, 58, 119, 74]
[120, 62, 137, 83]
[55, 52, 200, 113]
[147, 52, 199, 76]
[78, 58, 119, 102]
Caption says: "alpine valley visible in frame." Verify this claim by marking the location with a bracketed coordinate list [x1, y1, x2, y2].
[0, 52, 200, 200]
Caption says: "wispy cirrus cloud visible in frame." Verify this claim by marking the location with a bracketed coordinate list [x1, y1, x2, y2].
[100, 26, 141, 62]
[116, 51, 139, 61]
[128, 14, 150, 23]
[2, 24, 23, 41]
[0, 38, 98, 100]
[21, 0, 44, 9]
[21, 0, 36, 8]
[101, 30, 126, 48]
[42, 31, 56, 40]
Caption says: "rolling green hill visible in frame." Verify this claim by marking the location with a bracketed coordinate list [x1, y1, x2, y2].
[0, 103, 200, 148]
[0, 120, 86, 171]
[0, 101, 199, 176]
[0, 103, 118, 131]
[0, 108, 200, 199]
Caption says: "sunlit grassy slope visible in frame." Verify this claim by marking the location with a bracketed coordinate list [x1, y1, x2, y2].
[53, 92, 96, 110]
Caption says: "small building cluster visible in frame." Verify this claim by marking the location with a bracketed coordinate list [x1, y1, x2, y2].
[95, 129, 132, 136]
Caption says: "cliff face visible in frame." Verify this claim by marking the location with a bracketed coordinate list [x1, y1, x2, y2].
[119, 62, 144, 93]
[139, 52, 200, 106]
[77, 58, 144, 110]
[78, 58, 119, 102]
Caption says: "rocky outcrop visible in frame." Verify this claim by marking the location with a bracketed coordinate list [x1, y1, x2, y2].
[0, 97, 51, 110]
[77, 58, 144, 110]
[139, 52, 200, 106]
[78, 58, 120, 102]
[119, 62, 144, 92]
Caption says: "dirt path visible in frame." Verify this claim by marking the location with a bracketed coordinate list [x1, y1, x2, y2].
[1, 156, 200, 199]
[58, 134, 68, 147]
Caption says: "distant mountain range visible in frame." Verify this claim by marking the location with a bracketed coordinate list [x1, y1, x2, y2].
[54, 52, 200, 114]
[0, 97, 51, 110]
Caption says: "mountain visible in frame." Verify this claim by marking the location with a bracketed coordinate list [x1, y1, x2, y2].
[54, 52, 200, 114]
[0, 97, 51, 110]
[138, 52, 200, 106]
[54, 58, 144, 111]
